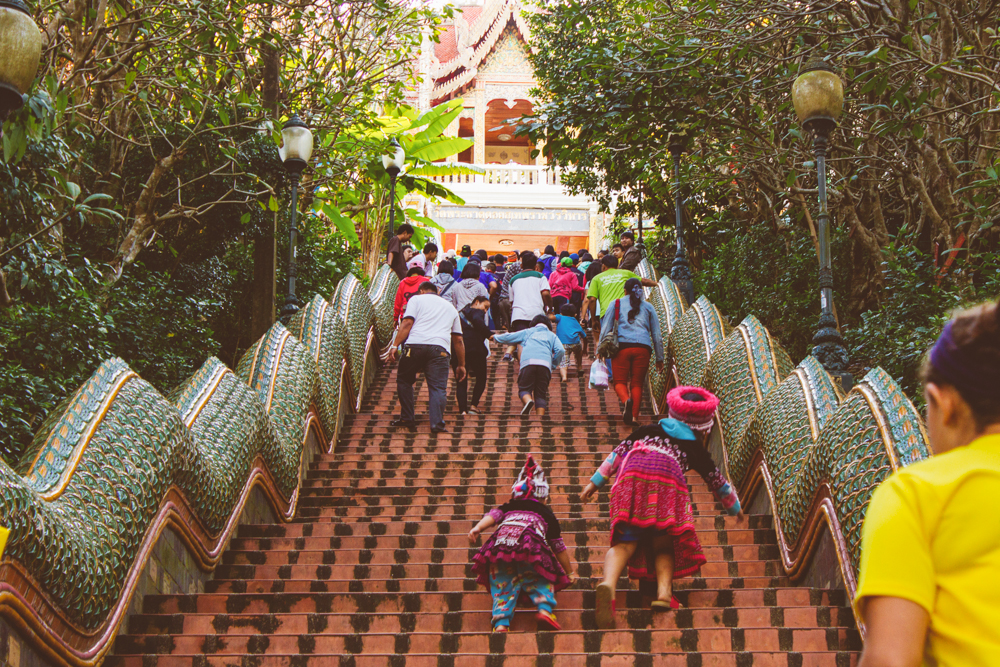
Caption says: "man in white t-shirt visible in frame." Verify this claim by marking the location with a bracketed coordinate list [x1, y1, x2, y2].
[406, 242, 438, 276]
[389, 282, 466, 434]
[503, 251, 553, 361]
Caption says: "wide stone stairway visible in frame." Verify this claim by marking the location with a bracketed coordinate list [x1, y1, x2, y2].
[110, 347, 861, 666]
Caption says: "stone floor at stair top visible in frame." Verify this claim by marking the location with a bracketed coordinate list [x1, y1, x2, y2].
[109, 347, 862, 666]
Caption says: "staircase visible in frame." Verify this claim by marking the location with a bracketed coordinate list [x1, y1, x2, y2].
[110, 347, 861, 666]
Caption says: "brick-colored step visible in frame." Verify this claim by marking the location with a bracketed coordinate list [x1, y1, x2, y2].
[110, 353, 859, 665]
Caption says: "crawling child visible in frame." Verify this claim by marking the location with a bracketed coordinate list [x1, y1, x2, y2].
[469, 456, 576, 631]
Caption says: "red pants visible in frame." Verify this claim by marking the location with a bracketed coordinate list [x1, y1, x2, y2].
[611, 346, 651, 420]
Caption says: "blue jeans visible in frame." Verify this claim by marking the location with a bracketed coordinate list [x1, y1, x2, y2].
[397, 344, 451, 429]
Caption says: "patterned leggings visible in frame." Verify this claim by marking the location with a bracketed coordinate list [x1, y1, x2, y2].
[489, 562, 557, 628]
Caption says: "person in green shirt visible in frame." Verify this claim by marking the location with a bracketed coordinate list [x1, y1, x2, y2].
[584, 255, 656, 353]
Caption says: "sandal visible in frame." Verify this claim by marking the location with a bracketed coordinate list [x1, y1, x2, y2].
[536, 610, 561, 631]
[467, 406, 481, 414]
[651, 596, 681, 611]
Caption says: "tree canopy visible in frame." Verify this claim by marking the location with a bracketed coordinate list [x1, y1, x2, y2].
[526, 0, 1000, 390]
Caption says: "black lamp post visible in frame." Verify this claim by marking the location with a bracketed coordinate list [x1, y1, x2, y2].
[792, 59, 852, 389]
[668, 132, 695, 306]
[381, 139, 406, 241]
[277, 114, 313, 323]
[0, 0, 43, 127]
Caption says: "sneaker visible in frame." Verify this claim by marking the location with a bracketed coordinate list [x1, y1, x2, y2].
[521, 400, 534, 416]
[431, 426, 448, 435]
[595, 582, 615, 629]
[502, 353, 513, 362]
[536, 610, 561, 631]
[623, 399, 634, 425]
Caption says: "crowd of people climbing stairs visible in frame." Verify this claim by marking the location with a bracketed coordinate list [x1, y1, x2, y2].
[384, 222, 1000, 666]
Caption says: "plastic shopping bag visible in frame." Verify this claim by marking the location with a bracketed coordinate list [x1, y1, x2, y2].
[589, 359, 610, 390]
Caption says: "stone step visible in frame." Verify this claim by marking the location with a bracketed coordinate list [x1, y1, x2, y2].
[236, 515, 774, 538]
[203, 575, 793, 594]
[141, 588, 847, 615]
[208, 559, 787, 583]
[107, 651, 859, 667]
[226, 528, 778, 551]
[126, 605, 855, 636]
[115, 626, 861, 655]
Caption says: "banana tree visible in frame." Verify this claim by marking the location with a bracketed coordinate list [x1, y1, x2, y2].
[316, 99, 484, 277]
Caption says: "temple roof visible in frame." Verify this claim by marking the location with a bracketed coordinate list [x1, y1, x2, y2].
[431, 0, 533, 101]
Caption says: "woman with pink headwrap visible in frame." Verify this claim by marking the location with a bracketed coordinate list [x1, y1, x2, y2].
[581, 386, 742, 628]
[470, 455, 576, 632]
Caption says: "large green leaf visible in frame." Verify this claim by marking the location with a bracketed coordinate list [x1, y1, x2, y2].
[322, 204, 360, 247]
[409, 137, 473, 162]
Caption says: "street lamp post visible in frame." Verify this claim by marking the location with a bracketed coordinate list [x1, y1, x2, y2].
[0, 0, 43, 127]
[668, 132, 695, 306]
[277, 114, 313, 323]
[792, 59, 852, 389]
[381, 139, 406, 241]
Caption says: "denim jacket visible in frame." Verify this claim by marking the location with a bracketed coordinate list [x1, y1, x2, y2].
[494, 324, 565, 370]
[600, 298, 664, 364]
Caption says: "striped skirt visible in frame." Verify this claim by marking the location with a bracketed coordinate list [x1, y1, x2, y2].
[609, 446, 706, 580]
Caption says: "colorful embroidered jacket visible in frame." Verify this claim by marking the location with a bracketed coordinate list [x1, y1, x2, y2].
[590, 421, 742, 516]
[487, 499, 567, 555]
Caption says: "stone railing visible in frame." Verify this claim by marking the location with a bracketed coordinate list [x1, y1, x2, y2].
[428, 163, 562, 187]
[635, 259, 930, 635]
[0, 267, 399, 667]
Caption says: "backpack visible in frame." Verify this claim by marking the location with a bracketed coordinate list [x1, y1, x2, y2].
[597, 300, 621, 359]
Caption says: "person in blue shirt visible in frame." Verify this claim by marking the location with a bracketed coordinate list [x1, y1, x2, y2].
[494, 315, 565, 417]
[551, 304, 587, 381]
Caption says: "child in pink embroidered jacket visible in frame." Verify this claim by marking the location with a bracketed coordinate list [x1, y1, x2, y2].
[581, 386, 743, 628]
[470, 456, 576, 632]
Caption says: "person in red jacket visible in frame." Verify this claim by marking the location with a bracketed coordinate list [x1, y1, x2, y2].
[549, 257, 586, 312]
[393, 267, 429, 322]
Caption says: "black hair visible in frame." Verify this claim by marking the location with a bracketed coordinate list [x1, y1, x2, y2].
[521, 252, 537, 268]
[406, 266, 426, 277]
[560, 303, 578, 317]
[530, 314, 552, 329]
[682, 391, 706, 402]
[602, 255, 619, 269]
[485, 262, 496, 273]
[423, 242, 438, 254]
[460, 263, 481, 280]
[475, 249, 489, 261]
[559, 250, 570, 259]
[418, 282, 438, 294]
[437, 259, 454, 274]
[396, 223, 414, 235]
[620, 231, 635, 241]
[581, 253, 594, 262]
[624, 277, 642, 322]
[471, 295, 490, 306]
[493, 254, 506, 264]
[922, 298, 1000, 430]
[544, 245, 556, 256]
[578, 248, 588, 255]
[612, 243, 624, 251]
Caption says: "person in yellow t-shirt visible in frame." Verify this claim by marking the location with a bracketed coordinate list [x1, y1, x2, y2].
[856, 297, 1000, 667]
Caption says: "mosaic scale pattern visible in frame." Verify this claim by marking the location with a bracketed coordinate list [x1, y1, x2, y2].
[636, 254, 931, 608]
[0, 267, 396, 666]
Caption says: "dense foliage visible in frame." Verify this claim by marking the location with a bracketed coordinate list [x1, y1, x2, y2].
[0, 0, 452, 461]
[527, 0, 1000, 397]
